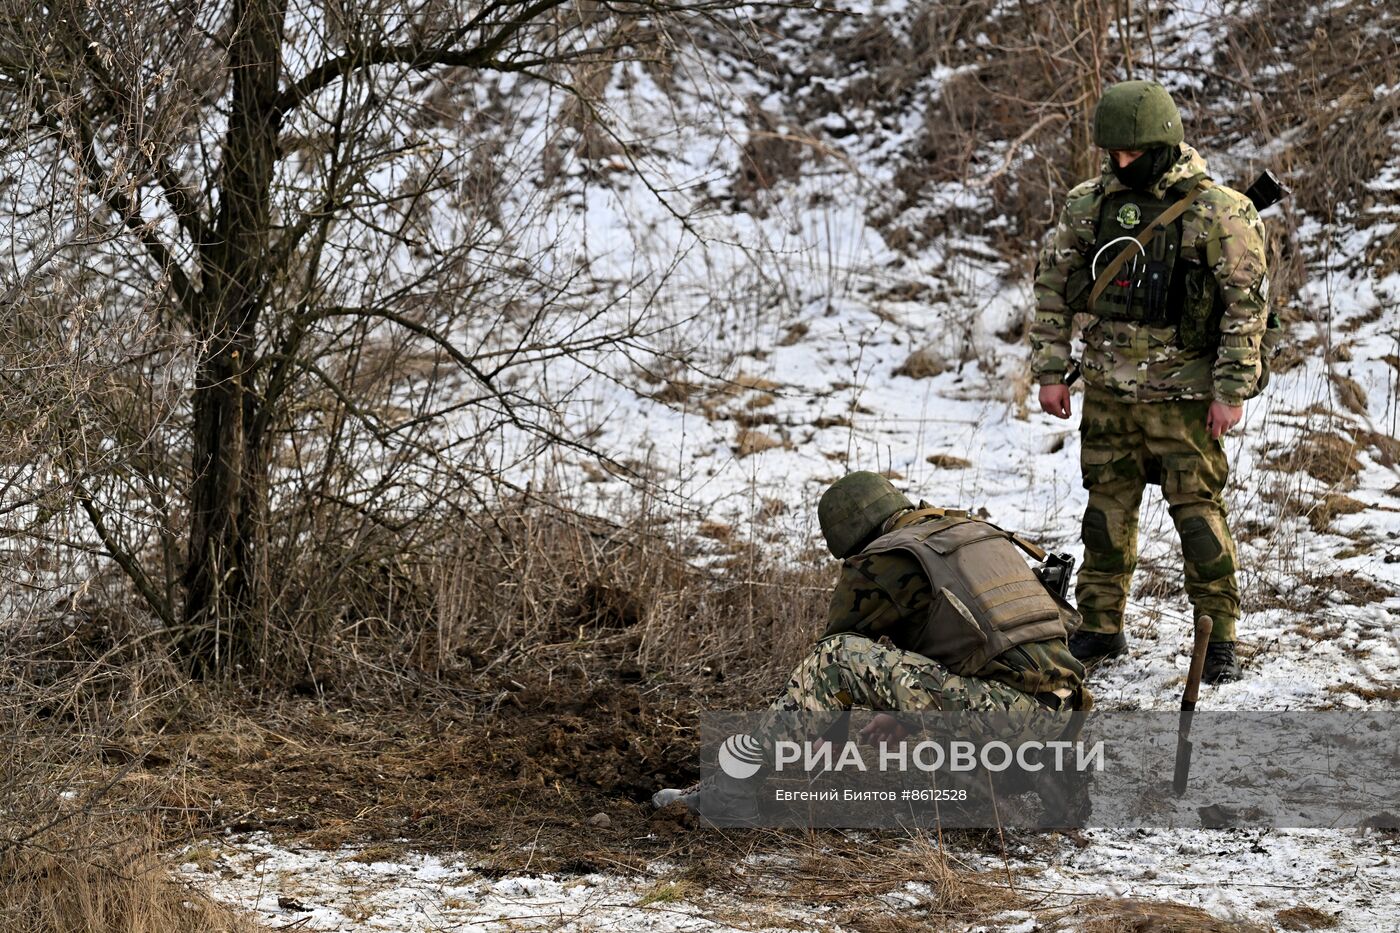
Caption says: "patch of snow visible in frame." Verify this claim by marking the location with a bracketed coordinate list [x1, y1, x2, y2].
[182, 834, 831, 932]
[969, 827, 1400, 932]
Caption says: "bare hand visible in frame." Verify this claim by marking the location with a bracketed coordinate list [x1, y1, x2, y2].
[1039, 384, 1072, 419]
[1206, 401, 1243, 439]
[859, 713, 910, 747]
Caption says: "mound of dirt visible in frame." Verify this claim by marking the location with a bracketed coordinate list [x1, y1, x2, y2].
[105, 662, 706, 875]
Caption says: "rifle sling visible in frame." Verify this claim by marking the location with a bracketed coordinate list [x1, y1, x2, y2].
[1088, 177, 1215, 309]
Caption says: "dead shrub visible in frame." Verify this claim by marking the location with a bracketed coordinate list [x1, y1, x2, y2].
[421, 494, 831, 692]
[1306, 493, 1367, 533]
[1265, 432, 1362, 487]
[1, 819, 259, 933]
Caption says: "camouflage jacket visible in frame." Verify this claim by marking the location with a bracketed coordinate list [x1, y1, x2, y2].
[821, 514, 1084, 698]
[1030, 145, 1269, 406]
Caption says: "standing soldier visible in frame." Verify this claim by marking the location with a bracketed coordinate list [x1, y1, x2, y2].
[1031, 80, 1269, 683]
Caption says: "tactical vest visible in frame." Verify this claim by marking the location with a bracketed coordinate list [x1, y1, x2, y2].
[860, 515, 1070, 679]
[1076, 179, 1226, 347]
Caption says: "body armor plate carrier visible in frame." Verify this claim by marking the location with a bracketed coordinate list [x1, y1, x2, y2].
[1071, 176, 1226, 344]
[1091, 184, 1190, 324]
[861, 515, 1071, 678]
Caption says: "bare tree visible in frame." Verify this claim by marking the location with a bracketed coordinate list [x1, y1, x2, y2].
[0, 0, 782, 674]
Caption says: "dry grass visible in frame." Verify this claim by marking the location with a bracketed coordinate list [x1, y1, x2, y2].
[1326, 682, 1400, 703]
[1054, 897, 1271, 932]
[1306, 493, 1368, 533]
[1, 818, 261, 933]
[926, 453, 973, 470]
[420, 494, 832, 693]
[0, 485, 1305, 932]
[1274, 905, 1341, 930]
[1264, 432, 1364, 488]
[782, 835, 1026, 924]
[1, 492, 836, 866]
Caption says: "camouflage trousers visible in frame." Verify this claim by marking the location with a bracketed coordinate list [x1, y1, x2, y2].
[769, 634, 1040, 715]
[742, 634, 1050, 770]
[1076, 387, 1239, 642]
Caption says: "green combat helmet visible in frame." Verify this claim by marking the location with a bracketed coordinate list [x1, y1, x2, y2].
[1093, 80, 1184, 150]
[818, 471, 913, 559]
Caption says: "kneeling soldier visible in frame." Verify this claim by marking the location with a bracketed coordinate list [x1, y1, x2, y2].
[654, 471, 1089, 818]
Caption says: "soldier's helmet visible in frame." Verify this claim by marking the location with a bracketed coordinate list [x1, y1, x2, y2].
[818, 471, 913, 559]
[1093, 81, 1184, 150]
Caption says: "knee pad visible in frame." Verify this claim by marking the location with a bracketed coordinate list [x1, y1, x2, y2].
[1083, 507, 1113, 552]
[1180, 515, 1223, 563]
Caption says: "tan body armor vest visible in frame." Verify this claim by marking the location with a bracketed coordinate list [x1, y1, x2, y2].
[861, 515, 1071, 678]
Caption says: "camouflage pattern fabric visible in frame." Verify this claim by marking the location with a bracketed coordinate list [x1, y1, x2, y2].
[740, 634, 1057, 778]
[821, 517, 1084, 696]
[770, 633, 1041, 715]
[1076, 386, 1239, 642]
[1031, 145, 1269, 405]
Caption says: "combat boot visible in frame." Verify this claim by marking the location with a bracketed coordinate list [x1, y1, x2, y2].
[651, 771, 761, 825]
[1202, 641, 1240, 684]
[1068, 630, 1128, 666]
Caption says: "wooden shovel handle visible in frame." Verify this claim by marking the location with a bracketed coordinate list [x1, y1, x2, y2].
[1183, 615, 1213, 709]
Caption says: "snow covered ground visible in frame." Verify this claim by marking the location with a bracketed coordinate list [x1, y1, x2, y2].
[185, 1, 1399, 928]
[185, 826, 1399, 931]
[181, 835, 837, 932]
[974, 828, 1400, 932]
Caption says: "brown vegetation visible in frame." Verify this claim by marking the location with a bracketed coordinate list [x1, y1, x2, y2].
[1066, 898, 1270, 932]
[1265, 432, 1364, 488]
[0, 494, 834, 874]
[2, 819, 259, 933]
[3, 0, 1398, 929]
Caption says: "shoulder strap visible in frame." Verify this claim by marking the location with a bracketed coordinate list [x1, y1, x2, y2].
[889, 507, 1049, 561]
[1006, 533, 1048, 562]
[888, 506, 971, 530]
[1088, 177, 1215, 309]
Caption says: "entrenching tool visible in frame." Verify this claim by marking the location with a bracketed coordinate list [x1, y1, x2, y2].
[1173, 615, 1213, 796]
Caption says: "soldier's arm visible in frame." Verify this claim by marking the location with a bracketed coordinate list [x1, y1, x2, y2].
[1030, 188, 1094, 385]
[821, 555, 927, 642]
[1204, 193, 1269, 405]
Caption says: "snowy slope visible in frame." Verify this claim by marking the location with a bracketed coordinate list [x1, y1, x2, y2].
[189, 0, 1400, 929]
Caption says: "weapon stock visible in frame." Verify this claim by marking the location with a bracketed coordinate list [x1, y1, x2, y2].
[1245, 170, 1286, 213]
[1035, 552, 1076, 600]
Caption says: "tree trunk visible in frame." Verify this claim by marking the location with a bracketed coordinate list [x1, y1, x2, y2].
[181, 0, 286, 674]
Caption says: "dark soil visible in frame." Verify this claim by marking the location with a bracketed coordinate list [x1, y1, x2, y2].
[95, 633, 1029, 895]
[112, 662, 712, 875]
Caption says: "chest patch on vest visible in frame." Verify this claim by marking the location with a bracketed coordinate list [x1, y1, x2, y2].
[1116, 202, 1142, 229]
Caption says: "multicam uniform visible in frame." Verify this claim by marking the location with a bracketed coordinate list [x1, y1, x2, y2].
[771, 633, 1042, 717]
[1031, 145, 1269, 643]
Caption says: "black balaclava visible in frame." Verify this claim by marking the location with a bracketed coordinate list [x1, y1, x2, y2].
[1111, 144, 1181, 191]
